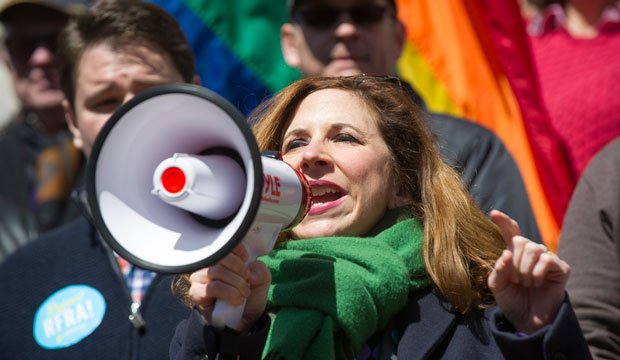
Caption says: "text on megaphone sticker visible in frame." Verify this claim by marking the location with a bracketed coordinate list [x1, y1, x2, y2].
[263, 174, 281, 204]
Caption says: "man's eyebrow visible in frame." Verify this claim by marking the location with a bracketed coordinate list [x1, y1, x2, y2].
[83, 82, 118, 101]
[131, 77, 173, 87]
[85, 77, 173, 100]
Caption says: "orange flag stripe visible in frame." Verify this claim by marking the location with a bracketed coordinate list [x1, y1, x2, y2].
[396, 0, 560, 249]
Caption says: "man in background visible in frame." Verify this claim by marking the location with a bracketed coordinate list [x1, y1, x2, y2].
[0, 1, 198, 358]
[281, 0, 542, 242]
[0, 0, 90, 261]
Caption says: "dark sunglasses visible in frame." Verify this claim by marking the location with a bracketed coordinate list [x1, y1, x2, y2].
[292, 4, 393, 29]
[5, 31, 59, 64]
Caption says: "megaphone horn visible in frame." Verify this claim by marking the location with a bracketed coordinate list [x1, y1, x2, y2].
[86, 84, 312, 285]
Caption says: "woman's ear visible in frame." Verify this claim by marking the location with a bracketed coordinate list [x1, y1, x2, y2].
[388, 182, 413, 209]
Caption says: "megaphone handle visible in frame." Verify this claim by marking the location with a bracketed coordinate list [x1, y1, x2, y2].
[211, 297, 247, 330]
[210, 223, 282, 330]
[211, 244, 256, 330]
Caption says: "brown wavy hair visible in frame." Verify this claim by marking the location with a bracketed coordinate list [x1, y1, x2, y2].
[249, 76, 505, 312]
[56, 0, 195, 111]
[175, 76, 505, 312]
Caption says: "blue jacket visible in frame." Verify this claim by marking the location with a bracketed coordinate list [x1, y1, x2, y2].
[170, 290, 591, 359]
[0, 217, 191, 360]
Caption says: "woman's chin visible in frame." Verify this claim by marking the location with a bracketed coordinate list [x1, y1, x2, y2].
[291, 219, 347, 239]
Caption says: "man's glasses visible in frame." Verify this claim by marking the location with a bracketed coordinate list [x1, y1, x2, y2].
[4, 31, 60, 65]
[292, 4, 393, 29]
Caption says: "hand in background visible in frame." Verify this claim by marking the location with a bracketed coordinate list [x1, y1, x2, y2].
[188, 243, 271, 332]
[488, 210, 570, 334]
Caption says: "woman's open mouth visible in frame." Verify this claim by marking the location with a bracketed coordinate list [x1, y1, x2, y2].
[309, 180, 346, 215]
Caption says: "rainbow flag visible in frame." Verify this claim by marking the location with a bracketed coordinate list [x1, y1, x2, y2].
[395, 0, 575, 250]
[148, 0, 299, 116]
[149, 0, 572, 250]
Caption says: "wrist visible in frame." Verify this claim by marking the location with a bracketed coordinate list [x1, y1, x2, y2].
[213, 312, 271, 359]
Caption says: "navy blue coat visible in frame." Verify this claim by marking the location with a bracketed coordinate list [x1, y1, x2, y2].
[0, 217, 191, 360]
[170, 290, 590, 359]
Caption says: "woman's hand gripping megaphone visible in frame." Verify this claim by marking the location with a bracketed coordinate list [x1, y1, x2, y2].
[85, 83, 310, 330]
[154, 152, 312, 330]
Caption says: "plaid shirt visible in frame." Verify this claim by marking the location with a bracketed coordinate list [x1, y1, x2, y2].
[117, 256, 156, 303]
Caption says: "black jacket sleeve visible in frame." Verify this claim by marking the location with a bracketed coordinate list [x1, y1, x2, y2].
[170, 307, 270, 360]
[491, 295, 592, 360]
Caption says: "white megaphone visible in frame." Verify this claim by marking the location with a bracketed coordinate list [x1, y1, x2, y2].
[86, 83, 312, 330]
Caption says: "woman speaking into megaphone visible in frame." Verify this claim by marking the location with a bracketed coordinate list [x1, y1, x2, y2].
[171, 76, 590, 360]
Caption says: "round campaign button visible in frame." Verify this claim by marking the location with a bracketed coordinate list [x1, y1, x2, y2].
[32, 284, 106, 349]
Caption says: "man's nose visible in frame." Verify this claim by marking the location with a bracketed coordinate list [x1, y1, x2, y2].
[334, 13, 359, 38]
[29, 43, 55, 67]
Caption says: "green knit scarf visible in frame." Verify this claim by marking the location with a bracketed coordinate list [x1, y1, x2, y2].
[258, 208, 430, 360]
